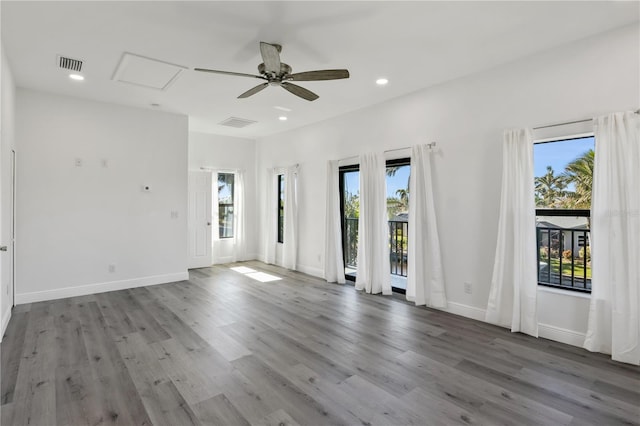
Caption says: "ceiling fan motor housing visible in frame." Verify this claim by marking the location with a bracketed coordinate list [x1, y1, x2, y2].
[258, 62, 292, 80]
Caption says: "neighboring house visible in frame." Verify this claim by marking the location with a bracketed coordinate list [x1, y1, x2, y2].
[536, 217, 590, 257]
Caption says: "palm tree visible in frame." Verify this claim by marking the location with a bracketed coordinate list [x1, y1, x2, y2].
[535, 166, 567, 208]
[395, 188, 409, 209]
[562, 149, 594, 209]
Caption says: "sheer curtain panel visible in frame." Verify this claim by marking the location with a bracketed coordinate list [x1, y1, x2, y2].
[406, 145, 447, 308]
[232, 170, 247, 262]
[584, 111, 640, 365]
[264, 168, 277, 264]
[282, 165, 299, 270]
[355, 152, 391, 295]
[485, 129, 538, 337]
[324, 160, 345, 283]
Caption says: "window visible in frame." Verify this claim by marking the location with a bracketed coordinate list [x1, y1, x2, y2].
[277, 174, 284, 243]
[534, 136, 594, 293]
[338, 158, 410, 293]
[386, 158, 410, 292]
[218, 173, 234, 238]
[339, 165, 360, 281]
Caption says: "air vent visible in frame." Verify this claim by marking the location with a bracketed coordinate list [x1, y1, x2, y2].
[218, 117, 257, 128]
[57, 55, 83, 72]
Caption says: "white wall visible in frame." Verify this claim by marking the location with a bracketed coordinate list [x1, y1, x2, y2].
[15, 89, 189, 303]
[188, 131, 258, 262]
[1, 41, 16, 337]
[256, 24, 640, 345]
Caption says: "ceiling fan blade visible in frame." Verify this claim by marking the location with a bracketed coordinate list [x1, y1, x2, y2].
[238, 83, 269, 99]
[281, 82, 319, 101]
[260, 42, 281, 74]
[288, 69, 350, 81]
[194, 68, 264, 79]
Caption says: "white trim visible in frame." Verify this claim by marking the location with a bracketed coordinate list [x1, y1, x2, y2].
[213, 255, 234, 265]
[1, 307, 11, 342]
[440, 301, 487, 322]
[538, 285, 591, 299]
[533, 131, 595, 144]
[15, 271, 189, 305]
[538, 323, 586, 348]
[296, 263, 323, 278]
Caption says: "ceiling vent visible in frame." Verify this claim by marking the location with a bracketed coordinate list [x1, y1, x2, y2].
[57, 55, 83, 72]
[218, 117, 257, 128]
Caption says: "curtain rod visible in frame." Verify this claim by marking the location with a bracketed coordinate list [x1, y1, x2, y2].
[533, 109, 640, 130]
[200, 167, 244, 173]
[338, 142, 436, 163]
[384, 142, 436, 153]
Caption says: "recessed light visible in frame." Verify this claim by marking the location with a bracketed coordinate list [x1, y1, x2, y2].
[69, 73, 85, 81]
[376, 78, 388, 85]
[279, 116, 288, 121]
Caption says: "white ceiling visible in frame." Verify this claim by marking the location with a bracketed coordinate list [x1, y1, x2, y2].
[2, 1, 638, 138]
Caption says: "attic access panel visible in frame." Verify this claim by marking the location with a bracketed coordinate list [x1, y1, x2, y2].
[112, 52, 186, 90]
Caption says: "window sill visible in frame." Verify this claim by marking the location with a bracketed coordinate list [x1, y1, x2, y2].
[537, 286, 591, 299]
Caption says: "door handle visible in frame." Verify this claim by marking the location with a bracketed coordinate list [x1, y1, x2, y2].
[0, 246, 7, 252]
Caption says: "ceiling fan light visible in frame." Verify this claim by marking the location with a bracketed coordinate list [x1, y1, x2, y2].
[279, 116, 288, 121]
[376, 78, 388, 85]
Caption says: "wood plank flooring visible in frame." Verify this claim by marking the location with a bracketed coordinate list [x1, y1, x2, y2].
[2, 261, 639, 425]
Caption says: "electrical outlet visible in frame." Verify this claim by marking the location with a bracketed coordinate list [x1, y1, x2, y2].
[108, 264, 116, 273]
[75, 158, 83, 167]
[170, 211, 179, 219]
[464, 282, 472, 294]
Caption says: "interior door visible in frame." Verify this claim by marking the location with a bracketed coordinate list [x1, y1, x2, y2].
[188, 171, 212, 269]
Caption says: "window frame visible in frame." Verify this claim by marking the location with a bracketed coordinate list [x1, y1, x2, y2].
[338, 158, 411, 294]
[217, 172, 235, 239]
[277, 174, 284, 244]
[534, 135, 594, 294]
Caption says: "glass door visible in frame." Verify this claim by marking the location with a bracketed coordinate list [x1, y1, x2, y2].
[386, 159, 410, 292]
[339, 165, 359, 281]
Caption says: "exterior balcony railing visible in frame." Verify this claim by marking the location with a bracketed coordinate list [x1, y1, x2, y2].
[343, 218, 408, 278]
[536, 224, 591, 292]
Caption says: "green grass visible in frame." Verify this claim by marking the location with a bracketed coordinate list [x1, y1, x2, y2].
[541, 258, 591, 279]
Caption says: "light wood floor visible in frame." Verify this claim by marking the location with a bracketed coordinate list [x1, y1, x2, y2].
[2, 261, 639, 425]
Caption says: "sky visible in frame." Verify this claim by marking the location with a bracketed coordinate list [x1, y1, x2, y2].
[533, 136, 594, 178]
[343, 165, 410, 199]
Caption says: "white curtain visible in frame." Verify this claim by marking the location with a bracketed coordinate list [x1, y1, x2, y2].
[356, 152, 391, 295]
[406, 145, 447, 308]
[584, 111, 640, 365]
[485, 129, 538, 337]
[264, 168, 277, 264]
[232, 170, 247, 262]
[282, 165, 299, 270]
[324, 160, 346, 283]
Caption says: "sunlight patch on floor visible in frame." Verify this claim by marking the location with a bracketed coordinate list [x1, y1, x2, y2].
[230, 266, 257, 274]
[245, 272, 282, 283]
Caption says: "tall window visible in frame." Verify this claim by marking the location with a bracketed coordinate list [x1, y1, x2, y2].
[534, 136, 594, 292]
[338, 158, 410, 293]
[386, 158, 410, 292]
[218, 173, 234, 238]
[339, 165, 360, 281]
[277, 174, 284, 243]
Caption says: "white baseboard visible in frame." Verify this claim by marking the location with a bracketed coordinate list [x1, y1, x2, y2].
[441, 301, 487, 322]
[1, 306, 11, 341]
[296, 264, 324, 278]
[538, 323, 586, 348]
[15, 271, 189, 305]
[213, 256, 234, 265]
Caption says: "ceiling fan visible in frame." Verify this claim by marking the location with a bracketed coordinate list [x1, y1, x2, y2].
[195, 42, 349, 101]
